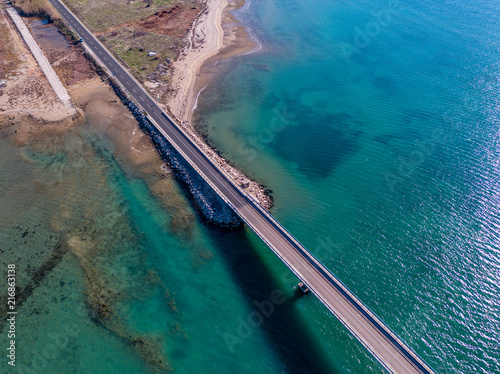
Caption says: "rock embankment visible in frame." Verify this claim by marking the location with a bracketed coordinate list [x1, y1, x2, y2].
[107, 78, 243, 229]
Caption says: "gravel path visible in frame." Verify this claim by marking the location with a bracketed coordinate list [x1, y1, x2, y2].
[6, 7, 75, 111]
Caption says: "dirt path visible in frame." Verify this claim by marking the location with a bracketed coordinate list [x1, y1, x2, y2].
[6, 6, 75, 112]
[0, 10, 75, 122]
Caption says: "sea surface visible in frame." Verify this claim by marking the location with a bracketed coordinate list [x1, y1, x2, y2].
[194, 0, 500, 373]
[1, 0, 499, 373]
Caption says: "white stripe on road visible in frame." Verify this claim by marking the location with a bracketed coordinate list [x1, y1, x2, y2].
[48, 1, 430, 371]
[155, 119, 417, 373]
[151, 114, 417, 373]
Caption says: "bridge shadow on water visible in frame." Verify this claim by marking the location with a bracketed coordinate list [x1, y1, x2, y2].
[205, 225, 340, 374]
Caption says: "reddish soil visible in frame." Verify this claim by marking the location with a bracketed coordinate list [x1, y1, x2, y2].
[0, 51, 5, 80]
[135, 5, 200, 37]
[97, 5, 201, 38]
[67, 53, 95, 85]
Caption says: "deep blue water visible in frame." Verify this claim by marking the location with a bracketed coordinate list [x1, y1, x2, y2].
[2, 0, 500, 372]
[193, 0, 500, 372]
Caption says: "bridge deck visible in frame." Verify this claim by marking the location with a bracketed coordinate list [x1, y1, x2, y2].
[47, 1, 435, 372]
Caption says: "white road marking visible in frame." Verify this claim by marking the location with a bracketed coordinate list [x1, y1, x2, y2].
[153, 116, 417, 373]
[48, 1, 428, 371]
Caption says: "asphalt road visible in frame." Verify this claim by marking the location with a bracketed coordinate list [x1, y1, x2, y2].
[47, 1, 436, 372]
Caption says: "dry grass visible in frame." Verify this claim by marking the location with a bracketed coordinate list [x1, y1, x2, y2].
[0, 14, 21, 81]
[99, 26, 179, 82]
[11, 0, 60, 20]
[64, 0, 199, 33]
[62, 0, 202, 87]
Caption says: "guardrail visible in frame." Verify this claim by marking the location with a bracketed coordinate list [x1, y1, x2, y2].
[151, 109, 432, 373]
[246, 198, 433, 371]
[51, 2, 434, 372]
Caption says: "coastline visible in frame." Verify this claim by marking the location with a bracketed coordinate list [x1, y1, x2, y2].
[1, 0, 272, 211]
[167, 0, 227, 124]
[168, 0, 256, 124]
[167, 0, 273, 209]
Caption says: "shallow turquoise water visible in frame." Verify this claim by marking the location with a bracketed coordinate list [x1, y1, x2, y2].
[0, 110, 340, 372]
[194, 0, 500, 372]
[2, 0, 500, 373]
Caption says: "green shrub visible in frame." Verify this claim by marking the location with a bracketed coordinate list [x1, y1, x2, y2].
[11, 0, 59, 20]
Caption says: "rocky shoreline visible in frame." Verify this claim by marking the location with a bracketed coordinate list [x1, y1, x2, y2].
[4, 0, 273, 227]
[65, 0, 274, 215]
[164, 0, 274, 211]
[106, 77, 243, 228]
[85, 0, 274, 225]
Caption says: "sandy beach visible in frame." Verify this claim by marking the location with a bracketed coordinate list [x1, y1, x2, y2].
[167, 0, 272, 209]
[168, 0, 256, 124]
[168, 0, 226, 123]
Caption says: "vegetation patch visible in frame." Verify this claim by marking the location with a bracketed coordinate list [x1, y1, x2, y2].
[0, 15, 20, 85]
[99, 26, 178, 82]
[63, 0, 204, 97]
[10, 0, 59, 20]
[124, 5, 201, 38]
[64, 0, 200, 33]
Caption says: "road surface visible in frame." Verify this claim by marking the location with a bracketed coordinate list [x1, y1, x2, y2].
[47, 1, 436, 372]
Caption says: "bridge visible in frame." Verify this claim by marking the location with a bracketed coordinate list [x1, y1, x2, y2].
[46, 1, 435, 372]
